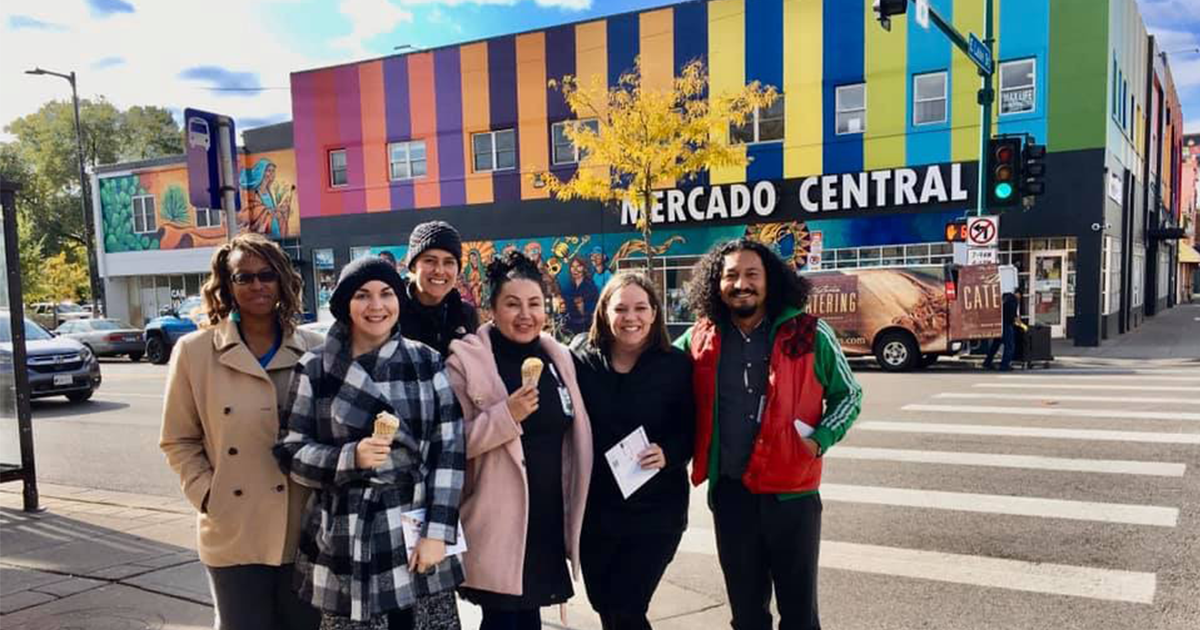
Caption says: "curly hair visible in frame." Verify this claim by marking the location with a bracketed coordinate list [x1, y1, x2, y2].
[486, 249, 547, 308]
[684, 238, 811, 324]
[201, 233, 302, 335]
[588, 271, 671, 353]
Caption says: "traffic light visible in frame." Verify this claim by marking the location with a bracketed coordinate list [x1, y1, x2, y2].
[986, 137, 1022, 208]
[873, 0, 908, 31]
[1021, 142, 1046, 197]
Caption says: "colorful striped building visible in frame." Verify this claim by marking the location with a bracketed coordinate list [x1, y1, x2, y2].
[91, 0, 1186, 347]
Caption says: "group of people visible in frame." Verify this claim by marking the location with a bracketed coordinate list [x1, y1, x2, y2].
[160, 220, 863, 630]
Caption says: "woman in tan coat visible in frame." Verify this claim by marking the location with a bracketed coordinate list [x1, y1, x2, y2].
[160, 233, 323, 630]
[446, 251, 592, 630]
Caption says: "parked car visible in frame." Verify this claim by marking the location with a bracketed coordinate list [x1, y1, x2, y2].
[1, 312, 102, 403]
[55, 318, 145, 362]
[30, 302, 90, 330]
[143, 298, 201, 365]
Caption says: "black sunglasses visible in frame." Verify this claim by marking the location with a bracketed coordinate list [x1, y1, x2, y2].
[231, 270, 280, 285]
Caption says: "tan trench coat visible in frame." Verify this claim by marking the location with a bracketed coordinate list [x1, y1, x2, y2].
[160, 318, 323, 567]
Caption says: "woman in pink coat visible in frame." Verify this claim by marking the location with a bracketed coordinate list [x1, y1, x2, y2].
[445, 250, 592, 630]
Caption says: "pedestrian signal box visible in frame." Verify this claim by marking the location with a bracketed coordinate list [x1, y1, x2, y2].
[945, 219, 968, 242]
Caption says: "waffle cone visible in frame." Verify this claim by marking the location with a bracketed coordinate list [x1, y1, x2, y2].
[521, 357, 544, 388]
[373, 412, 400, 440]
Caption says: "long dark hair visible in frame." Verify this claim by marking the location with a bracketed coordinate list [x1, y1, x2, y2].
[486, 250, 547, 308]
[684, 238, 811, 324]
[588, 271, 671, 353]
[201, 233, 302, 335]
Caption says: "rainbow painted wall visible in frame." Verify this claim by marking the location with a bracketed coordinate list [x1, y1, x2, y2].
[292, 0, 1113, 219]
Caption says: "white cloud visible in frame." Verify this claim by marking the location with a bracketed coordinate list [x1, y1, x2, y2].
[399, 0, 592, 9]
[1138, 0, 1200, 28]
[0, 0, 341, 142]
[331, 0, 415, 58]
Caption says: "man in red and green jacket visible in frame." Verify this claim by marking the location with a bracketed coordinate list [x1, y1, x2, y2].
[675, 239, 862, 630]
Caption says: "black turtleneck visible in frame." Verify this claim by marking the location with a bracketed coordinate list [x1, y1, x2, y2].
[397, 281, 480, 356]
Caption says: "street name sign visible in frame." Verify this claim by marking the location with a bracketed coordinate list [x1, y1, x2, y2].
[967, 33, 994, 75]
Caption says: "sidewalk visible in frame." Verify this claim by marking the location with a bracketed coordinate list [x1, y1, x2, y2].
[0, 483, 724, 629]
[1052, 302, 1200, 363]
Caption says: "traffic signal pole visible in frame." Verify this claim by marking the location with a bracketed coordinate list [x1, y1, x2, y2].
[885, 1, 995, 217]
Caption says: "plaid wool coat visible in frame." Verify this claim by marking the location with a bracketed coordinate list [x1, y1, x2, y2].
[274, 321, 466, 621]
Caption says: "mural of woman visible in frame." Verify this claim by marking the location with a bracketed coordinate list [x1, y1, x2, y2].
[239, 158, 295, 239]
[560, 256, 599, 336]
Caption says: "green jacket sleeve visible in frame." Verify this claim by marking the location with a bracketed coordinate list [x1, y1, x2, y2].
[810, 318, 863, 455]
[673, 326, 694, 353]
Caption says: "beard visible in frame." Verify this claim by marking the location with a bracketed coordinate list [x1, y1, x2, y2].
[724, 290, 761, 318]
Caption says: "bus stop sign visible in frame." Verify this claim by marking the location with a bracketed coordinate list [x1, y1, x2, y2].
[184, 108, 240, 211]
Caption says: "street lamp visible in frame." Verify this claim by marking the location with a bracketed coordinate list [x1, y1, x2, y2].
[24, 67, 104, 317]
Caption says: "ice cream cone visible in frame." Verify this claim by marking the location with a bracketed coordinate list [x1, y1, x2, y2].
[521, 357, 544, 388]
[373, 411, 400, 441]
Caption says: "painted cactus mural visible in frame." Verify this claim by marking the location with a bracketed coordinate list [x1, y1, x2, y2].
[100, 176, 161, 253]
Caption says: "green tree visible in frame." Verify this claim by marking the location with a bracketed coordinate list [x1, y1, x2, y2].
[2, 97, 180, 256]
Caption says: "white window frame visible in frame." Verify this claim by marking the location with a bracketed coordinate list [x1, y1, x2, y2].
[388, 140, 427, 181]
[550, 119, 599, 165]
[731, 95, 785, 145]
[329, 149, 348, 187]
[999, 58, 1037, 116]
[835, 84, 866, 135]
[472, 129, 516, 173]
[912, 71, 948, 126]
[132, 194, 157, 234]
[195, 207, 223, 229]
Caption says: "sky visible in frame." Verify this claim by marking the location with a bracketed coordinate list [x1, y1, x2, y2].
[1, 0, 1198, 146]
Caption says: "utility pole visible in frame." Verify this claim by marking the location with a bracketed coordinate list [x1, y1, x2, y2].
[24, 68, 106, 315]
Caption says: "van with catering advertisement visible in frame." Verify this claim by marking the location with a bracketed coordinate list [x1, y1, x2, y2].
[803, 264, 1007, 371]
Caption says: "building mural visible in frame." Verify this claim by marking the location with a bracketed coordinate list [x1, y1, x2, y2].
[99, 151, 301, 253]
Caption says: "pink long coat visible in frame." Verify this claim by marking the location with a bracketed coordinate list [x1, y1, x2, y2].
[445, 324, 593, 596]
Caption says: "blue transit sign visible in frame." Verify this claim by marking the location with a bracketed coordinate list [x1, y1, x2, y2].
[968, 33, 994, 75]
[184, 108, 240, 211]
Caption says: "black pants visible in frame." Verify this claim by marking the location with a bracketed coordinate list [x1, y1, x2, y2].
[711, 478, 822, 630]
[478, 608, 541, 630]
[580, 527, 683, 630]
[205, 563, 320, 630]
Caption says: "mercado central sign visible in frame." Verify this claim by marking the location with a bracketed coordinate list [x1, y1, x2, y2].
[621, 162, 974, 226]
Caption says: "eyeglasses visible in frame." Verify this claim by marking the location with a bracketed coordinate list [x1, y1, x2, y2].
[231, 270, 280, 285]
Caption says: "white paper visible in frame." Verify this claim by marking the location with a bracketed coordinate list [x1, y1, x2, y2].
[794, 419, 815, 439]
[605, 425, 660, 499]
[399, 508, 467, 558]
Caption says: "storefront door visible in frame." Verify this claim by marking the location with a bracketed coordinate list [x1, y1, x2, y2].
[1032, 251, 1067, 337]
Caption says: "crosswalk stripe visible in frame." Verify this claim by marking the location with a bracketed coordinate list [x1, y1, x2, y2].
[999, 374, 1200, 382]
[974, 383, 1200, 392]
[902, 403, 1200, 422]
[858, 421, 1200, 445]
[936, 392, 1200, 405]
[676, 531, 1157, 604]
[820, 483, 1178, 527]
[829, 446, 1185, 477]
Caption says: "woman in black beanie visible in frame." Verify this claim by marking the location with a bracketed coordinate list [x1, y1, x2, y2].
[399, 221, 480, 356]
[276, 256, 466, 630]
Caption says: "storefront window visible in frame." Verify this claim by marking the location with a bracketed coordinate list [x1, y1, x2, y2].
[313, 248, 336, 320]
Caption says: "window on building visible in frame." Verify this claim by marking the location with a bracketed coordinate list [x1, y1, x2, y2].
[329, 149, 348, 187]
[913, 72, 948, 125]
[195, 207, 223, 229]
[835, 84, 866, 135]
[731, 95, 785, 144]
[472, 129, 516, 172]
[999, 59, 1036, 115]
[350, 246, 372, 261]
[551, 119, 599, 165]
[132, 195, 157, 234]
[1112, 59, 1119, 120]
[388, 140, 427, 180]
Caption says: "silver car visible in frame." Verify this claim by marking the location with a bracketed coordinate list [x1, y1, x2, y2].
[55, 318, 145, 362]
[1, 313, 102, 403]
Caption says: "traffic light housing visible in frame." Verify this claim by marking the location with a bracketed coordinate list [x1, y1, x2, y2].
[1021, 142, 1046, 197]
[873, 0, 908, 31]
[986, 137, 1022, 208]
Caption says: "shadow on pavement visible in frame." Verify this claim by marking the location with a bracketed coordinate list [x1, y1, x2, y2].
[30, 399, 130, 419]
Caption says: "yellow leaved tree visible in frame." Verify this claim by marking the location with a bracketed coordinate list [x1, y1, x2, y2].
[538, 56, 777, 290]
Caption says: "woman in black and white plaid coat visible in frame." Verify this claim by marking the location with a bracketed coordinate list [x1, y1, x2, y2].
[275, 257, 466, 630]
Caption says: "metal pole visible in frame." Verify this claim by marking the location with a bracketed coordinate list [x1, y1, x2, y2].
[976, 0, 995, 217]
[217, 117, 238, 241]
[1, 181, 40, 513]
[67, 73, 105, 315]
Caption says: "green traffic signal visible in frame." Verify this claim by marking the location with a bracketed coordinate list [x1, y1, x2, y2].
[994, 182, 1014, 200]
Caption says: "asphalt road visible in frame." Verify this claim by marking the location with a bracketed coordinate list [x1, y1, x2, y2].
[24, 354, 1200, 630]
